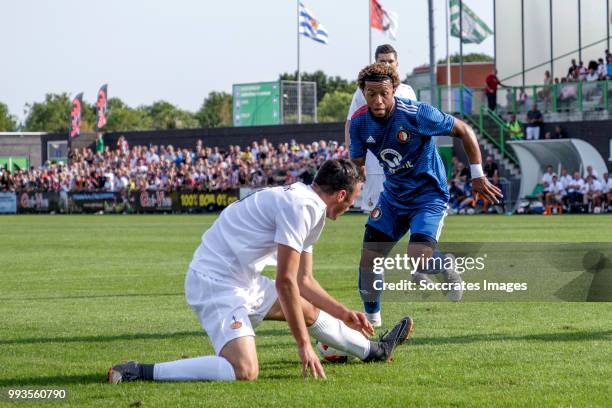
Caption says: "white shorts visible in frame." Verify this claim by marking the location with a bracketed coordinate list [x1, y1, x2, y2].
[185, 268, 278, 355]
[361, 173, 385, 212]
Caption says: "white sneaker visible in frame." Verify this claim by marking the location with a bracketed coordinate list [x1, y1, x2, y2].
[366, 311, 382, 328]
[442, 253, 463, 302]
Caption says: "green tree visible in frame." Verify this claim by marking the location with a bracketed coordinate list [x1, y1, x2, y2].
[141, 100, 198, 130]
[279, 71, 357, 104]
[104, 98, 152, 132]
[0, 102, 17, 131]
[196, 91, 232, 128]
[437, 53, 493, 64]
[317, 91, 353, 123]
[24, 93, 73, 133]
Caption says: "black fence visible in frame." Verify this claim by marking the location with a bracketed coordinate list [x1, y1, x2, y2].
[0, 189, 240, 214]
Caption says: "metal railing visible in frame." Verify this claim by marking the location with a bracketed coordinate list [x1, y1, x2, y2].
[420, 81, 612, 117]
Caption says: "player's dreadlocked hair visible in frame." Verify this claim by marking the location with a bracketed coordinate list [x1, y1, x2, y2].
[357, 63, 400, 90]
[313, 159, 363, 197]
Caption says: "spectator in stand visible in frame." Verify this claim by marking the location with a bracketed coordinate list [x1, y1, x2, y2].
[601, 172, 611, 211]
[581, 175, 603, 212]
[607, 54, 612, 79]
[567, 59, 578, 80]
[558, 78, 578, 106]
[96, 133, 105, 154]
[541, 165, 555, 189]
[540, 70, 552, 110]
[506, 114, 524, 140]
[525, 104, 543, 140]
[597, 58, 607, 80]
[584, 165, 598, 180]
[551, 125, 566, 139]
[517, 87, 528, 112]
[565, 171, 585, 206]
[483, 155, 498, 178]
[559, 167, 572, 191]
[544, 174, 565, 207]
[452, 161, 470, 191]
[577, 61, 587, 81]
[485, 69, 504, 111]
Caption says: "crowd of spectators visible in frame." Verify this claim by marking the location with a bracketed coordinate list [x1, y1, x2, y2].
[447, 155, 506, 215]
[499, 49, 612, 139]
[540, 164, 612, 213]
[0, 137, 347, 193]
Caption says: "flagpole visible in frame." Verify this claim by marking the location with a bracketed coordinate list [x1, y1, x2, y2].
[428, 0, 436, 107]
[368, 0, 372, 64]
[459, 0, 464, 115]
[446, 0, 452, 112]
[297, 0, 302, 124]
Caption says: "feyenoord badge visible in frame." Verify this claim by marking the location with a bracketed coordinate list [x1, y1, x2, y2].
[397, 128, 410, 143]
[370, 207, 382, 220]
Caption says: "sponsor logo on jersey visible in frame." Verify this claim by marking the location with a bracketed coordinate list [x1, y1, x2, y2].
[380, 149, 414, 174]
[370, 207, 382, 220]
[396, 128, 410, 143]
[366, 136, 376, 144]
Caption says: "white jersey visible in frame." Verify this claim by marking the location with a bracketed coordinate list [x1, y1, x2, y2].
[602, 178, 612, 193]
[347, 83, 416, 175]
[189, 182, 326, 286]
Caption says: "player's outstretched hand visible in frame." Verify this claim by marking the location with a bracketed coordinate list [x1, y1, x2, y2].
[472, 176, 503, 204]
[343, 310, 376, 338]
[299, 344, 326, 380]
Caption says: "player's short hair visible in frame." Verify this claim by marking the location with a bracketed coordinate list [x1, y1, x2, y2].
[358, 63, 400, 90]
[313, 159, 363, 197]
[375, 44, 397, 60]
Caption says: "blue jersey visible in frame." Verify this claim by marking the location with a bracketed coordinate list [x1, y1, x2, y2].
[349, 97, 454, 208]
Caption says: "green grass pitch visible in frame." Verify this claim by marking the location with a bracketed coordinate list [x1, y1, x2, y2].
[1, 214, 611, 407]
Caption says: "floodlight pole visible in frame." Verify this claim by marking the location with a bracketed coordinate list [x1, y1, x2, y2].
[550, 0, 554, 79]
[578, 0, 582, 62]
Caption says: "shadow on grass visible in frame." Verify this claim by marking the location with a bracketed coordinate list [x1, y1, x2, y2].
[413, 329, 612, 346]
[0, 373, 104, 387]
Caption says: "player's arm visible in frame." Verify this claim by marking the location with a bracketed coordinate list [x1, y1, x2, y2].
[450, 118, 503, 204]
[348, 119, 367, 179]
[297, 251, 374, 337]
[276, 244, 326, 379]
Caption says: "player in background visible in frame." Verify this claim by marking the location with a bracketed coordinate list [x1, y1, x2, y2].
[109, 159, 413, 383]
[350, 63, 503, 327]
[344, 44, 416, 214]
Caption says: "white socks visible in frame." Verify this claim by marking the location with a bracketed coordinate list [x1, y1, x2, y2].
[307, 310, 371, 360]
[153, 356, 235, 381]
[365, 311, 382, 328]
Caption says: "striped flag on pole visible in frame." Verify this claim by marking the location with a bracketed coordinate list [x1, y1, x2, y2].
[299, 2, 329, 44]
[449, 0, 493, 44]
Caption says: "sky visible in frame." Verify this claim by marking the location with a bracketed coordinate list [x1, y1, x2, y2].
[0, 0, 494, 122]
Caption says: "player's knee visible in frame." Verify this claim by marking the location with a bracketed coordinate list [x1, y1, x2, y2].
[232, 361, 259, 381]
[303, 302, 319, 326]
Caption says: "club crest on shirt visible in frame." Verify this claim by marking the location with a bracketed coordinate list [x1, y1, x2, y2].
[230, 316, 242, 330]
[396, 128, 410, 143]
[370, 207, 382, 220]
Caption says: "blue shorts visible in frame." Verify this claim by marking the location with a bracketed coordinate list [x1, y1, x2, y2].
[367, 193, 448, 243]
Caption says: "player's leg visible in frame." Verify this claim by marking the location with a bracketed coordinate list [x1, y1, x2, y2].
[109, 270, 259, 383]
[408, 203, 463, 301]
[264, 297, 412, 363]
[358, 196, 405, 326]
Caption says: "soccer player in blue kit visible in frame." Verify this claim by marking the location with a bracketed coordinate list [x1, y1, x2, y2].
[349, 63, 503, 327]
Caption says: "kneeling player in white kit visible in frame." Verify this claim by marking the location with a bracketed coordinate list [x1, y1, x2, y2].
[109, 159, 413, 382]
